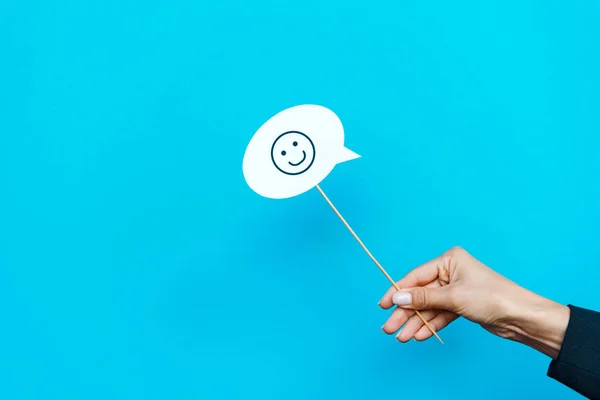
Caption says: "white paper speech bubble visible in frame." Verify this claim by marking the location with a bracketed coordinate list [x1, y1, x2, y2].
[243, 104, 360, 199]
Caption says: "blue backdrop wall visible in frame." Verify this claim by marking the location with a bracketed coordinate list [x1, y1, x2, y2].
[1, 1, 599, 399]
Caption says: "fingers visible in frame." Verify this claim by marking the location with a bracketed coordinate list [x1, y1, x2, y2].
[396, 311, 458, 342]
[378, 285, 398, 310]
[413, 312, 459, 341]
[397, 257, 443, 289]
[396, 310, 439, 342]
[381, 306, 459, 342]
[382, 307, 415, 335]
[381, 281, 444, 336]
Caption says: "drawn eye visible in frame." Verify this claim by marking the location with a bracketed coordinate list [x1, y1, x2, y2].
[293, 141, 298, 146]
[281, 151, 287, 156]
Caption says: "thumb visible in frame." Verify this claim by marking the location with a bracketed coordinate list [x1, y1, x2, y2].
[392, 286, 456, 311]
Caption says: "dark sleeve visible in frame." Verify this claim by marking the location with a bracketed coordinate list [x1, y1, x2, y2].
[547, 305, 600, 399]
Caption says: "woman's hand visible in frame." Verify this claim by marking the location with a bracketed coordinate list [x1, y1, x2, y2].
[379, 247, 570, 359]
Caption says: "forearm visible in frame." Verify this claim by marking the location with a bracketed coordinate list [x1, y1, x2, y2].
[506, 292, 570, 359]
[506, 292, 600, 399]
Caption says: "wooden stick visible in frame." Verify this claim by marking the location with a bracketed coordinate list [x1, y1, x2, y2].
[315, 184, 444, 344]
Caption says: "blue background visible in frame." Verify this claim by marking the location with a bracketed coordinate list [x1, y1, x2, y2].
[1, 1, 599, 399]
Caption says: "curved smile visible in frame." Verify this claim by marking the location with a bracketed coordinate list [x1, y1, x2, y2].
[288, 151, 306, 166]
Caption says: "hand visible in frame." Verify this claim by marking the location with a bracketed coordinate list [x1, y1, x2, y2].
[379, 247, 570, 359]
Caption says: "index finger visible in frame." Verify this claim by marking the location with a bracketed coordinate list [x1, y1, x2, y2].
[378, 257, 442, 309]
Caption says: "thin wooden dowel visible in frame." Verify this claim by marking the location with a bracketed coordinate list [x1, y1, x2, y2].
[315, 184, 444, 344]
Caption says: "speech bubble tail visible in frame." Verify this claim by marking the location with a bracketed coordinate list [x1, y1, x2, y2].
[338, 146, 361, 164]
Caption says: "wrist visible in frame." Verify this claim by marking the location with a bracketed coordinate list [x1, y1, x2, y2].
[506, 292, 570, 359]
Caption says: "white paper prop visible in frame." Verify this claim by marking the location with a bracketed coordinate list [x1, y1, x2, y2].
[242, 104, 360, 199]
[241, 104, 443, 343]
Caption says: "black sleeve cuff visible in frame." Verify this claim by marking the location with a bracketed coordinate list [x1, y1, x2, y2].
[547, 305, 600, 399]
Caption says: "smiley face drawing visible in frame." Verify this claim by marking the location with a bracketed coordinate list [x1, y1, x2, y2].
[270, 131, 316, 175]
[243, 104, 360, 199]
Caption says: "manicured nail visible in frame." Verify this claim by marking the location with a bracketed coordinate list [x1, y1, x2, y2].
[393, 292, 412, 305]
[381, 325, 385, 332]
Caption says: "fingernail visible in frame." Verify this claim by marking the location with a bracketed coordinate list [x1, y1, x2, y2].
[381, 325, 385, 332]
[393, 292, 412, 305]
